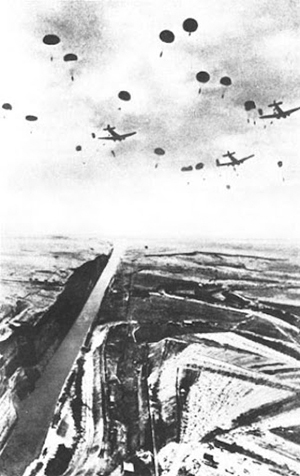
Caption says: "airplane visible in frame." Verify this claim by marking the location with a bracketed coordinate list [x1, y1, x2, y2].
[259, 101, 300, 120]
[98, 125, 137, 141]
[216, 151, 254, 167]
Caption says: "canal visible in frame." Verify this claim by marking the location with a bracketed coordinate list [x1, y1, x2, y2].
[0, 246, 122, 476]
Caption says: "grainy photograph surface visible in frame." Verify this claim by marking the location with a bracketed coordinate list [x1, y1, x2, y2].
[0, 1, 300, 475]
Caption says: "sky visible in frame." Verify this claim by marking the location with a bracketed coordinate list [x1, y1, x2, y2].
[0, 0, 300, 241]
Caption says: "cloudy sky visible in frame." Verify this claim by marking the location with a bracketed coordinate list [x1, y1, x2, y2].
[0, 0, 300, 241]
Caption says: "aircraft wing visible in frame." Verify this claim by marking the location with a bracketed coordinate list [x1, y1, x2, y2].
[120, 131, 137, 138]
[238, 154, 254, 163]
[259, 113, 277, 119]
[216, 161, 233, 167]
[285, 106, 300, 115]
[98, 136, 116, 140]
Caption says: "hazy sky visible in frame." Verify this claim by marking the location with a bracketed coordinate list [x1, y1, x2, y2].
[0, 0, 300, 241]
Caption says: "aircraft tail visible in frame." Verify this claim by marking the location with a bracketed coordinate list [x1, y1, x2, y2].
[222, 151, 235, 157]
[104, 125, 115, 131]
[268, 101, 283, 108]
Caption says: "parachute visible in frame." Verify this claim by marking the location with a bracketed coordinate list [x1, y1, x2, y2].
[183, 18, 198, 35]
[220, 76, 232, 98]
[220, 76, 232, 86]
[43, 34, 60, 45]
[196, 71, 210, 94]
[244, 101, 257, 124]
[25, 115, 38, 121]
[196, 71, 210, 83]
[154, 148, 165, 156]
[63, 53, 78, 62]
[118, 91, 131, 101]
[159, 30, 175, 43]
[244, 100, 256, 111]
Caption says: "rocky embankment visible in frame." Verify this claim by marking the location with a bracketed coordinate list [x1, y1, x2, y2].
[0, 236, 112, 453]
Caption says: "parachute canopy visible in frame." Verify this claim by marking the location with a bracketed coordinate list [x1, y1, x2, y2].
[181, 166, 193, 172]
[63, 53, 78, 62]
[195, 162, 204, 170]
[196, 71, 210, 83]
[183, 18, 198, 34]
[159, 30, 175, 43]
[154, 148, 165, 156]
[25, 115, 38, 121]
[220, 76, 232, 86]
[244, 100, 256, 111]
[43, 34, 60, 45]
[118, 91, 131, 101]
[2, 103, 12, 110]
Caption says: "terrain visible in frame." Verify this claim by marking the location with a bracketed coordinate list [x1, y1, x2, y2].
[21, 241, 300, 476]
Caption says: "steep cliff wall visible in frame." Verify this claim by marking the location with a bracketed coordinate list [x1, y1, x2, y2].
[0, 246, 111, 454]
